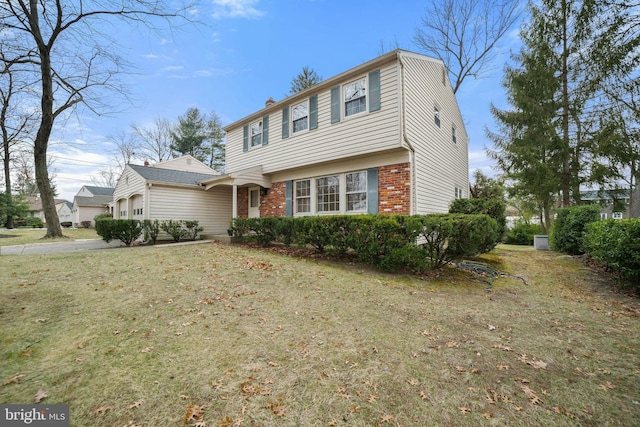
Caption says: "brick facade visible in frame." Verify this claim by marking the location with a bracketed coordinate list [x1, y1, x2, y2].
[235, 162, 411, 217]
[260, 181, 286, 217]
[378, 162, 411, 214]
[237, 187, 248, 218]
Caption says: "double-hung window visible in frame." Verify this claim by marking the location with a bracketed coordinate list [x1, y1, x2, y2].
[251, 120, 263, 147]
[295, 180, 311, 214]
[434, 105, 441, 128]
[316, 175, 341, 213]
[452, 126, 457, 144]
[346, 171, 367, 212]
[292, 101, 309, 133]
[344, 78, 367, 117]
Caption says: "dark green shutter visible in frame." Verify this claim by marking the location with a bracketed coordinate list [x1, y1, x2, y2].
[367, 167, 378, 214]
[309, 95, 318, 130]
[242, 125, 248, 152]
[281, 107, 289, 139]
[330, 86, 341, 124]
[285, 180, 293, 217]
[262, 115, 269, 145]
[369, 70, 381, 112]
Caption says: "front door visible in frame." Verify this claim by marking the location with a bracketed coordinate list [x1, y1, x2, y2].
[248, 187, 260, 218]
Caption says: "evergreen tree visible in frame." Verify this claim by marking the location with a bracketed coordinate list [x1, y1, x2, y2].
[487, 9, 564, 232]
[205, 112, 226, 171]
[171, 108, 208, 162]
[289, 66, 322, 94]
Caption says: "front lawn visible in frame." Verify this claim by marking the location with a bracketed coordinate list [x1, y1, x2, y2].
[0, 243, 638, 426]
[0, 228, 99, 246]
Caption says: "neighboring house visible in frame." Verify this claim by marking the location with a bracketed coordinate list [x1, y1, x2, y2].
[113, 155, 232, 235]
[201, 49, 468, 219]
[581, 189, 631, 219]
[26, 197, 73, 225]
[72, 186, 114, 227]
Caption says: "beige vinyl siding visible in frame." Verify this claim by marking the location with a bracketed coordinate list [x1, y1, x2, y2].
[77, 207, 109, 225]
[226, 62, 402, 174]
[148, 185, 232, 235]
[113, 167, 146, 203]
[402, 54, 468, 214]
[271, 150, 409, 183]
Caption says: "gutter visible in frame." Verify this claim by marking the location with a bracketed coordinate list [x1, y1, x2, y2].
[398, 53, 418, 216]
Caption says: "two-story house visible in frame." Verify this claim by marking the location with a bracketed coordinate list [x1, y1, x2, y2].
[201, 49, 468, 219]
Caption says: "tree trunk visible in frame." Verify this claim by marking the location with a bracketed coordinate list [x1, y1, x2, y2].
[32, 9, 63, 239]
[3, 154, 14, 229]
[560, 0, 571, 207]
[632, 171, 640, 218]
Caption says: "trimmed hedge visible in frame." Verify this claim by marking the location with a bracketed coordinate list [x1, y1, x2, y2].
[584, 219, 640, 287]
[96, 219, 202, 245]
[549, 205, 600, 255]
[95, 219, 143, 246]
[231, 214, 498, 272]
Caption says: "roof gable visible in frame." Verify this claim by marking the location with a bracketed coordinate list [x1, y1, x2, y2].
[80, 186, 115, 196]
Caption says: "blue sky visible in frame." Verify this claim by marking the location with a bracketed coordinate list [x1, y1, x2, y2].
[48, 0, 521, 201]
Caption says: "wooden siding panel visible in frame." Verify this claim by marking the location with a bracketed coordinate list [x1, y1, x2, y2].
[148, 186, 232, 235]
[402, 55, 469, 214]
[113, 167, 146, 203]
[226, 62, 401, 174]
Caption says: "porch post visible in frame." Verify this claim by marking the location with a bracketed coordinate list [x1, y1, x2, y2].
[232, 184, 238, 219]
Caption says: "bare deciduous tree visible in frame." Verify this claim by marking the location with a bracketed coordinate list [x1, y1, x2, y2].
[131, 117, 174, 163]
[0, 0, 192, 237]
[413, 0, 522, 93]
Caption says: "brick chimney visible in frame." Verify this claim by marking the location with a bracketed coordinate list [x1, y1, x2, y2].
[265, 97, 276, 107]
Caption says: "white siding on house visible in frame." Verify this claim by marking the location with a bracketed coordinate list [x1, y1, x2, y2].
[114, 167, 146, 202]
[76, 186, 94, 197]
[149, 186, 232, 235]
[402, 54, 468, 214]
[57, 203, 72, 223]
[78, 207, 108, 225]
[226, 61, 402, 175]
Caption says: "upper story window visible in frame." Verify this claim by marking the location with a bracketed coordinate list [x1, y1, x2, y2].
[434, 105, 441, 128]
[613, 212, 623, 219]
[251, 120, 263, 147]
[344, 77, 367, 117]
[452, 125, 457, 144]
[292, 101, 309, 133]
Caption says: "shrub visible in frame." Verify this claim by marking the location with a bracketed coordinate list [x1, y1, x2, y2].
[160, 220, 187, 243]
[80, 220, 92, 228]
[504, 221, 543, 245]
[96, 219, 143, 246]
[60, 221, 72, 228]
[449, 198, 506, 240]
[183, 220, 204, 241]
[549, 205, 600, 255]
[94, 213, 113, 222]
[585, 219, 640, 287]
[25, 216, 44, 228]
[143, 219, 161, 244]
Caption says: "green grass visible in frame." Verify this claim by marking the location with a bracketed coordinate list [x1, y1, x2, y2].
[0, 243, 639, 426]
[0, 228, 99, 246]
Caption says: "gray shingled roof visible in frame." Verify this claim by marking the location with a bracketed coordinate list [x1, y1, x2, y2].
[83, 186, 114, 196]
[74, 195, 113, 207]
[129, 164, 218, 186]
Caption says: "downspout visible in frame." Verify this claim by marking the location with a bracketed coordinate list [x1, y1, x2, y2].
[398, 54, 418, 215]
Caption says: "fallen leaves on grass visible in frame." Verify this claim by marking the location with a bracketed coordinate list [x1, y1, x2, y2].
[2, 374, 25, 386]
[183, 404, 205, 425]
[517, 354, 548, 369]
[94, 405, 115, 415]
[128, 400, 143, 409]
[34, 388, 47, 403]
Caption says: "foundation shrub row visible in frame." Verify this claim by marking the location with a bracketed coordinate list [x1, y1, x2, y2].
[231, 214, 499, 273]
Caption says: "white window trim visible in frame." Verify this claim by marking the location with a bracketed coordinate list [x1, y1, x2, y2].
[250, 120, 262, 148]
[291, 100, 309, 135]
[343, 77, 368, 119]
[294, 179, 312, 215]
[434, 104, 441, 128]
[293, 171, 368, 216]
[612, 212, 623, 219]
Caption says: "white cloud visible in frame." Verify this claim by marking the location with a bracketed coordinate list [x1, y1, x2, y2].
[162, 65, 184, 72]
[211, 0, 265, 19]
